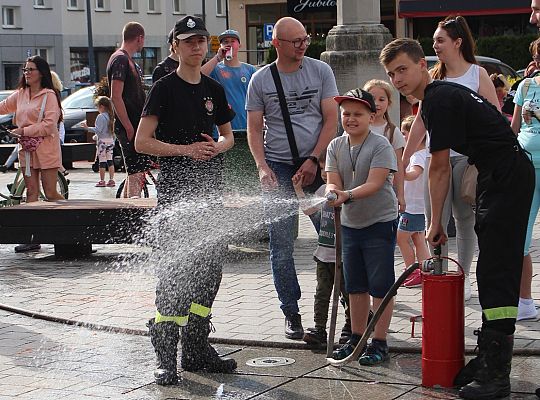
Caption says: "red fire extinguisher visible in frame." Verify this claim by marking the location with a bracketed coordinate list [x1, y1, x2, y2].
[421, 245, 465, 388]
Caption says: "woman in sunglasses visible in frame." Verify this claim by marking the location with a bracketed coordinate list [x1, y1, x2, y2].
[0, 55, 64, 252]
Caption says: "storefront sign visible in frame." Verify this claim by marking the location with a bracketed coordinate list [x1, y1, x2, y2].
[287, 0, 336, 14]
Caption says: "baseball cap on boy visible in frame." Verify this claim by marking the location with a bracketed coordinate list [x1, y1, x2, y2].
[334, 88, 377, 113]
[218, 29, 240, 43]
[174, 15, 209, 40]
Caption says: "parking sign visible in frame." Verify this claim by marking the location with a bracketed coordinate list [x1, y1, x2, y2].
[263, 23, 274, 48]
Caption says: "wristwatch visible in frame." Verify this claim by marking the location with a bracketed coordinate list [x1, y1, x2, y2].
[307, 155, 318, 164]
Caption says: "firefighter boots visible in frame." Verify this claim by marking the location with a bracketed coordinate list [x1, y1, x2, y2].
[180, 315, 237, 373]
[147, 318, 180, 385]
[458, 328, 513, 400]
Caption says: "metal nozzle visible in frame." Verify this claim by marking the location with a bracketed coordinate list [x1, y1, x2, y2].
[326, 192, 337, 202]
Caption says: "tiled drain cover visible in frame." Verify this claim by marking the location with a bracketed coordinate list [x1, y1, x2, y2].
[246, 356, 295, 367]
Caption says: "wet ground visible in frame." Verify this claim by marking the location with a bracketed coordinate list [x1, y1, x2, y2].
[0, 163, 539, 398]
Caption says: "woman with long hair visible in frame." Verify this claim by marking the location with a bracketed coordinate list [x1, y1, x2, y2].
[0, 55, 64, 251]
[403, 15, 501, 301]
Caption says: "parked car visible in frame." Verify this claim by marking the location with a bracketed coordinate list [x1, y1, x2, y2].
[0, 90, 16, 144]
[62, 85, 98, 143]
[425, 55, 518, 79]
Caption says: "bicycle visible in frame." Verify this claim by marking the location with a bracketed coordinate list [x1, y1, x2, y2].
[0, 166, 69, 206]
[0, 124, 69, 206]
[115, 161, 158, 198]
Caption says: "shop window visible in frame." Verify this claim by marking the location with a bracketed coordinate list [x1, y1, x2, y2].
[173, 0, 186, 14]
[70, 50, 91, 84]
[133, 47, 158, 76]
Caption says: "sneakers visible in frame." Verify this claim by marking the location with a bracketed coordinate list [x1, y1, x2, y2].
[106, 179, 115, 187]
[95, 180, 106, 187]
[517, 298, 538, 321]
[464, 274, 472, 301]
[14, 243, 41, 253]
[359, 339, 390, 366]
[303, 327, 327, 347]
[403, 269, 422, 288]
[284, 313, 304, 339]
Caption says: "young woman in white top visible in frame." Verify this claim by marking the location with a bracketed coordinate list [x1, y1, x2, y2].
[403, 15, 500, 301]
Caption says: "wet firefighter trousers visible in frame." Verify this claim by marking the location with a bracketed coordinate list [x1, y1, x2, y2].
[475, 149, 534, 335]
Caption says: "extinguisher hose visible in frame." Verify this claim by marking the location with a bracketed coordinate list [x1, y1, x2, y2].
[326, 261, 421, 366]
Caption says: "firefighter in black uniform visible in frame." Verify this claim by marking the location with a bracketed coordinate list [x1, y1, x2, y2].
[135, 15, 236, 385]
[381, 38, 534, 400]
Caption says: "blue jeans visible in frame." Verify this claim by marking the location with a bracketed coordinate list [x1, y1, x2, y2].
[263, 160, 301, 316]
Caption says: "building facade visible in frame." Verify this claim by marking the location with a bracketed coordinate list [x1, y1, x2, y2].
[0, 0, 228, 90]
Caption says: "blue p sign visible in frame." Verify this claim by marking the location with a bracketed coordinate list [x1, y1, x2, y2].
[264, 23, 274, 41]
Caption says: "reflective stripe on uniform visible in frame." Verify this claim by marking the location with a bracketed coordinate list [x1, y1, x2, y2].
[483, 306, 518, 321]
[155, 310, 189, 326]
[190, 302, 211, 317]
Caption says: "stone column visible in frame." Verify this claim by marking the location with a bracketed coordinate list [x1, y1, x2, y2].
[321, 0, 398, 121]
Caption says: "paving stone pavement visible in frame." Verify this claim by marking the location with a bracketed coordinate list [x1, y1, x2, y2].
[0, 163, 539, 398]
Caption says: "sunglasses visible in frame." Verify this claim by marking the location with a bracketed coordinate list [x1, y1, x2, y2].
[22, 68, 38, 73]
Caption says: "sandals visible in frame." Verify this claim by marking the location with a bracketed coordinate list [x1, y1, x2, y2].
[359, 339, 389, 366]
[332, 333, 362, 360]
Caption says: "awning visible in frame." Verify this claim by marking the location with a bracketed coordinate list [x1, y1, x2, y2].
[399, 0, 531, 18]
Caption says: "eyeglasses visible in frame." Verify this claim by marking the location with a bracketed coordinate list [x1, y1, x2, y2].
[277, 36, 311, 48]
[22, 68, 38, 73]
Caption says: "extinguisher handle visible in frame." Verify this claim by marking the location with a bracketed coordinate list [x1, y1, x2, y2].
[434, 244, 442, 257]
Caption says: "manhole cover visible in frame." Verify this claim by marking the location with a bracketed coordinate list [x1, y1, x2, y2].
[246, 356, 295, 367]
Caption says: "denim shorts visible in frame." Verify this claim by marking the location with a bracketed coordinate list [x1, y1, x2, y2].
[398, 212, 426, 233]
[341, 220, 397, 297]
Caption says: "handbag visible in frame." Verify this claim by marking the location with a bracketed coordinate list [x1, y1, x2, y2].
[460, 162, 478, 205]
[269, 63, 323, 193]
[19, 93, 47, 176]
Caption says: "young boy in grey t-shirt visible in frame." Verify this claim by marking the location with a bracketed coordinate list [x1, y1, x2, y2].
[326, 89, 398, 366]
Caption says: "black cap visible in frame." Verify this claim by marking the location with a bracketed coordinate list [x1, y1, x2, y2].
[167, 28, 174, 44]
[334, 88, 377, 113]
[174, 15, 209, 40]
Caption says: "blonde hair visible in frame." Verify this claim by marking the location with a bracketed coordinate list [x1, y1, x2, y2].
[363, 79, 397, 144]
[50, 71, 63, 92]
[95, 96, 114, 135]
[400, 115, 415, 132]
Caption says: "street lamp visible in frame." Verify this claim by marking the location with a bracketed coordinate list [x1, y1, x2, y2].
[86, 0, 96, 83]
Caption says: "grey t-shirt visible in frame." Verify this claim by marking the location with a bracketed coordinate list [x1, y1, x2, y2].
[326, 132, 398, 229]
[246, 57, 339, 163]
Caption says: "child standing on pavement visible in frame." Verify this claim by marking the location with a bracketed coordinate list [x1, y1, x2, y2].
[326, 89, 398, 366]
[397, 115, 430, 287]
[364, 79, 406, 212]
[85, 96, 115, 187]
[292, 151, 352, 348]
